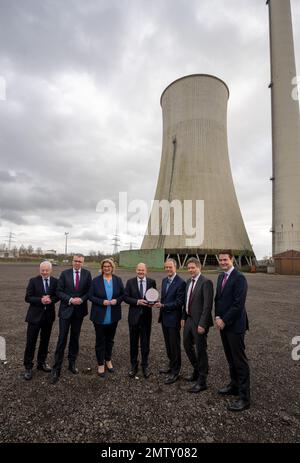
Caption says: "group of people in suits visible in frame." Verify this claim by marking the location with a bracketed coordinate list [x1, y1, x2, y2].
[23, 250, 250, 412]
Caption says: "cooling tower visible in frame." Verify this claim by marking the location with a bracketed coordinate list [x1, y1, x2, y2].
[141, 74, 254, 267]
[268, 0, 300, 255]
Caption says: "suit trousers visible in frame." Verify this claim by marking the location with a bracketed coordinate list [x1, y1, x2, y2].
[53, 313, 83, 371]
[183, 316, 209, 384]
[93, 321, 118, 366]
[129, 315, 151, 368]
[162, 324, 181, 375]
[24, 314, 53, 369]
[220, 330, 250, 401]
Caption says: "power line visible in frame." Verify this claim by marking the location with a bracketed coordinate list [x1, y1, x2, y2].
[5, 231, 16, 251]
[112, 234, 121, 254]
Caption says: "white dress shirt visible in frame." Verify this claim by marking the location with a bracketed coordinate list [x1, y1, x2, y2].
[185, 272, 201, 314]
[43, 278, 50, 292]
[137, 277, 146, 298]
[73, 268, 81, 286]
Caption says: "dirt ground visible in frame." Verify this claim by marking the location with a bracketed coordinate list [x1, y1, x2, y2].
[0, 263, 299, 443]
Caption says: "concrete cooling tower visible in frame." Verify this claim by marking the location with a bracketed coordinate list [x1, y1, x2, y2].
[141, 74, 255, 267]
[267, 0, 300, 255]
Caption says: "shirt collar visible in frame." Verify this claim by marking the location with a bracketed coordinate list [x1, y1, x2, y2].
[225, 266, 235, 277]
[137, 277, 146, 283]
[191, 272, 201, 282]
[168, 273, 176, 282]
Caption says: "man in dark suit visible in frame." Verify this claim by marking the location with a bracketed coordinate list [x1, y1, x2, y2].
[23, 261, 58, 380]
[124, 263, 156, 378]
[215, 250, 250, 412]
[182, 257, 214, 393]
[154, 258, 186, 384]
[50, 254, 92, 384]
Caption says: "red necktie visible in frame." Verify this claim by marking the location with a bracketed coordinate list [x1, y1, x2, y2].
[187, 279, 195, 315]
[221, 273, 228, 291]
[75, 271, 80, 290]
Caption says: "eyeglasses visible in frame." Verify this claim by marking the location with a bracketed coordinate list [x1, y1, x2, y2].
[73, 260, 83, 264]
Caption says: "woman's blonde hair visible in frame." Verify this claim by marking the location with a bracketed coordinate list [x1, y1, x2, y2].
[100, 258, 115, 273]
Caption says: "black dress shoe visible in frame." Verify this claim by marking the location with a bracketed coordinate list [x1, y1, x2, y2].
[218, 385, 239, 396]
[184, 372, 199, 382]
[142, 367, 151, 379]
[68, 362, 79, 374]
[227, 399, 250, 412]
[128, 366, 138, 378]
[50, 370, 60, 384]
[106, 363, 115, 373]
[97, 371, 105, 379]
[159, 367, 171, 374]
[188, 383, 207, 393]
[37, 363, 52, 372]
[164, 374, 179, 385]
[24, 369, 33, 381]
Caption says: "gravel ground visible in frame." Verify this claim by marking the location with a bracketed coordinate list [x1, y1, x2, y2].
[0, 263, 299, 443]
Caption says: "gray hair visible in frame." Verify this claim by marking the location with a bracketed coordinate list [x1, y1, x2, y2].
[40, 260, 52, 269]
[165, 258, 177, 268]
[136, 262, 147, 270]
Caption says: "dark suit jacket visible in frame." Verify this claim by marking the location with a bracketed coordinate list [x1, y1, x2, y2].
[182, 274, 214, 330]
[215, 269, 249, 334]
[158, 275, 186, 329]
[25, 275, 59, 324]
[56, 268, 92, 320]
[124, 277, 156, 326]
[89, 274, 124, 324]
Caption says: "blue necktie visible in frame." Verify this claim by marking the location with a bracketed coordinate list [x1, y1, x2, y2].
[44, 278, 49, 294]
[166, 278, 172, 293]
[139, 279, 144, 298]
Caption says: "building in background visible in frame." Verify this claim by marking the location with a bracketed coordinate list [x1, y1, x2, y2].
[268, 0, 300, 256]
[140, 74, 254, 268]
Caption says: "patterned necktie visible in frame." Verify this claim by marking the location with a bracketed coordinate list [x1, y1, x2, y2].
[221, 273, 228, 291]
[44, 278, 49, 294]
[187, 279, 195, 315]
[139, 279, 144, 298]
[75, 271, 80, 290]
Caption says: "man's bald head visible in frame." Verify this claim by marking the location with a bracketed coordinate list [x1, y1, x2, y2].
[136, 262, 147, 279]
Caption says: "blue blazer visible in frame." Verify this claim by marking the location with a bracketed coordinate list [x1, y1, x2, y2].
[89, 274, 124, 325]
[214, 269, 249, 334]
[158, 275, 186, 328]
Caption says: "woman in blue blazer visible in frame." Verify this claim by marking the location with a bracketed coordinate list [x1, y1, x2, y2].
[89, 258, 124, 378]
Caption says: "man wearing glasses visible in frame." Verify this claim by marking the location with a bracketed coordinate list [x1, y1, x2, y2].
[50, 254, 92, 384]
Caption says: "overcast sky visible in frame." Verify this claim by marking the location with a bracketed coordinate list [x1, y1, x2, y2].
[0, 0, 299, 259]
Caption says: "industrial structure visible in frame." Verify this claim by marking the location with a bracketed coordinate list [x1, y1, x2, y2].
[140, 74, 254, 268]
[268, 0, 300, 256]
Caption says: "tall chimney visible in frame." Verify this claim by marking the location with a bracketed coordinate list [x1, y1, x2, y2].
[268, 0, 300, 255]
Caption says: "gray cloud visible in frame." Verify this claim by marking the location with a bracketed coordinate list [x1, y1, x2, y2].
[1, 209, 28, 225]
